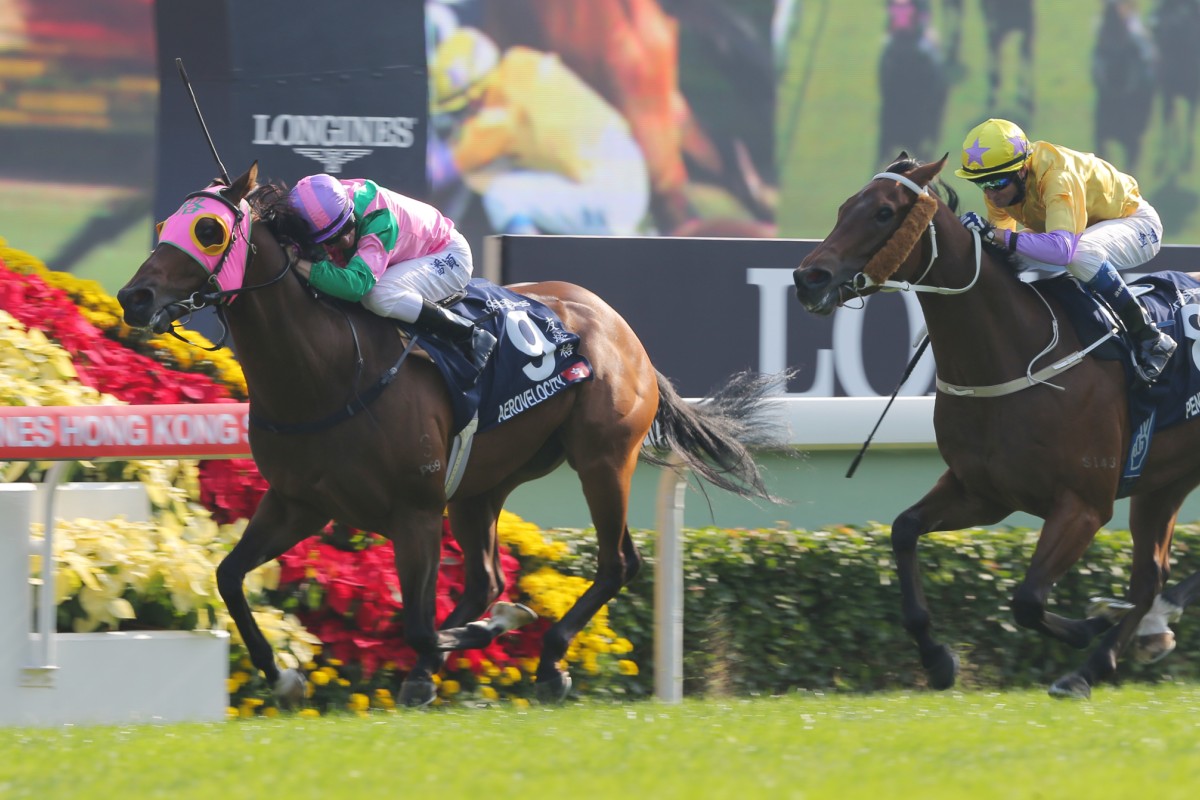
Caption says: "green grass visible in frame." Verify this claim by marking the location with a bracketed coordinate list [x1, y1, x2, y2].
[3, 685, 1200, 798]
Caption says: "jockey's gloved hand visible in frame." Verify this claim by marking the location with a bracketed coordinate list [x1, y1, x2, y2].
[959, 211, 995, 243]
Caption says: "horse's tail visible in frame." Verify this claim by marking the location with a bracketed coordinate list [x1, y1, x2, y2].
[641, 369, 794, 503]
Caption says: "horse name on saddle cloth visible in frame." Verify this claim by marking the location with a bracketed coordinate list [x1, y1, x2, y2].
[404, 279, 593, 435]
[1042, 271, 1200, 496]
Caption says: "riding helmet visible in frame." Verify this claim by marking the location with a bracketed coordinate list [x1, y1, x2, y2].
[954, 118, 1031, 180]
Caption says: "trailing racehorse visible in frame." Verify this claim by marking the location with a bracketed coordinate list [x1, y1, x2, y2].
[793, 153, 1200, 699]
[118, 163, 786, 707]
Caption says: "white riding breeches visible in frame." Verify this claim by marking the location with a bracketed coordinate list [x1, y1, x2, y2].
[1016, 199, 1163, 282]
[361, 229, 473, 323]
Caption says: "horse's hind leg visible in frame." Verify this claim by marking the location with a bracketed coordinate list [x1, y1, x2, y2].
[1010, 493, 1113, 650]
[892, 470, 1010, 691]
[215, 489, 329, 706]
[534, 445, 644, 702]
[1051, 489, 1184, 699]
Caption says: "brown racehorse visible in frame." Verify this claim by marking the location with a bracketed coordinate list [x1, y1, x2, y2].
[118, 163, 785, 707]
[793, 153, 1200, 699]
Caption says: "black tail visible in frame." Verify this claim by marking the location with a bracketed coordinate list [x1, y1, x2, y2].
[641, 370, 795, 503]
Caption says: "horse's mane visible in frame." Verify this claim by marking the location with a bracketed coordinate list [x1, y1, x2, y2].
[246, 181, 324, 259]
[885, 156, 1024, 272]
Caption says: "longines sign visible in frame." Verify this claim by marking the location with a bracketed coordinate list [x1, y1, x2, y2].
[496, 236, 1198, 398]
[250, 113, 418, 173]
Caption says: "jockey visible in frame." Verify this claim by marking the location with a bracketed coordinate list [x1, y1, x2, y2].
[288, 174, 496, 379]
[428, 26, 650, 237]
[955, 118, 1176, 384]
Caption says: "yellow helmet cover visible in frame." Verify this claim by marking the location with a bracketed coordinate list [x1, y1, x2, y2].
[954, 118, 1031, 180]
[430, 27, 501, 115]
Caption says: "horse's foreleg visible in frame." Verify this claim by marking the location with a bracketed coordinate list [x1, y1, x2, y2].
[1010, 494, 1108, 650]
[1051, 491, 1183, 699]
[391, 508, 451, 707]
[215, 489, 329, 705]
[893, 471, 1009, 691]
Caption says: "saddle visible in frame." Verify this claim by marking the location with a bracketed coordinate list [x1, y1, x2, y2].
[1040, 271, 1200, 495]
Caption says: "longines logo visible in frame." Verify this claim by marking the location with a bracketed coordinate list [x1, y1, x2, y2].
[251, 114, 417, 173]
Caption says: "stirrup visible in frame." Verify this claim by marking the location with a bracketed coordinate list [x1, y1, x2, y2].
[1133, 330, 1176, 384]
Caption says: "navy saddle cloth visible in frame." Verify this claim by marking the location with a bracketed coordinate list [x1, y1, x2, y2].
[398, 278, 593, 434]
[1039, 270, 1200, 496]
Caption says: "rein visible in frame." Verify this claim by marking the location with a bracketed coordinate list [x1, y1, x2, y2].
[848, 170, 1118, 398]
[845, 171, 982, 300]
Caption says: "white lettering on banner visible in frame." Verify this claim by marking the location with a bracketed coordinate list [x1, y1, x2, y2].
[496, 374, 567, 423]
[59, 414, 148, 448]
[746, 268, 936, 398]
[0, 415, 54, 447]
[151, 413, 244, 447]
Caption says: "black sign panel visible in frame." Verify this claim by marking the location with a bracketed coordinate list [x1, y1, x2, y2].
[499, 236, 1200, 398]
[153, 0, 427, 341]
[154, 0, 426, 220]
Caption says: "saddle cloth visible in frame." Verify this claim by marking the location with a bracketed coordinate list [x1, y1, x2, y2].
[399, 278, 593, 435]
[1040, 271, 1200, 496]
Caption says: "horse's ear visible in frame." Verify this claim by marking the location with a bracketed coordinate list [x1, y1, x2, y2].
[895, 150, 910, 162]
[227, 162, 258, 202]
[909, 153, 949, 188]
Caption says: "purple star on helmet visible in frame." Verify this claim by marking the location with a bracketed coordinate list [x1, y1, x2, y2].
[1007, 135, 1028, 156]
[964, 137, 988, 168]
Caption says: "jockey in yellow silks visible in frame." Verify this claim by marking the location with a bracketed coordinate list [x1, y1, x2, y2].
[955, 118, 1175, 384]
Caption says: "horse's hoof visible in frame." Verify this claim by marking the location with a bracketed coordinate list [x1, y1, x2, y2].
[924, 645, 959, 691]
[1048, 674, 1091, 700]
[273, 668, 306, 707]
[400, 679, 437, 708]
[490, 602, 538, 634]
[1135, 631, 1177, 664]
[535, 672, 572, 704]
[1087, 596, 1134, 623]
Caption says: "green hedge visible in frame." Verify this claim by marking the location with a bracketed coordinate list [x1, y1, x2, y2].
[538, 523, 1200, 695]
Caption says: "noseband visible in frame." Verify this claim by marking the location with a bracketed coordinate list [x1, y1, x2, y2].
[845, 171, 982, 300]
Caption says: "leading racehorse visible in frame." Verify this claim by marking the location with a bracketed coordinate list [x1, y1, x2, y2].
[793, 153, 1200, 698]
[118, 163, 786, 707]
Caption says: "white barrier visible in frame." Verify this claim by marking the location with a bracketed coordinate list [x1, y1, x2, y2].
[0, 404, 248, 727]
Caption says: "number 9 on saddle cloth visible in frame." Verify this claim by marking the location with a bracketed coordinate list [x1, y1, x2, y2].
[408, 278, 593, 436]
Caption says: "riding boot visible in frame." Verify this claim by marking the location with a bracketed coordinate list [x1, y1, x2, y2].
[1087, 261, 1177, 384]
[415, 299, 497, 379]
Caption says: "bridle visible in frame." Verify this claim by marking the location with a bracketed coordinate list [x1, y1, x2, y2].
[158, 187, 295, 350]
[842, 171, 982, 303]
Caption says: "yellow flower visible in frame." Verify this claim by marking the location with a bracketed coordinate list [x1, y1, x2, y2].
[298, 708, 321, 719]
[617, 659, 639, 676]
[479, 685, 498, 701]
[511, 698, 530, 710]
[226, 707, 239, 720]
[441, 679, 461, 696]
[348, 693, 370, 712]
[309, 670, 330, 686]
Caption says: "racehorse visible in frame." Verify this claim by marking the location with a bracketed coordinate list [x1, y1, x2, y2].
[1151, 0, 1200, 176]
[792, 153, 1200, 699]
[1092, 0, 1156, 172]
[117, 163, 785, 707]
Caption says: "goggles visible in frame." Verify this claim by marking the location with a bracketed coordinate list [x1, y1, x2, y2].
[974, 173, 1016, 192]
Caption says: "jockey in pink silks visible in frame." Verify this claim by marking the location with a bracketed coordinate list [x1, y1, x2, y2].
[289, 173, 496, 379]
